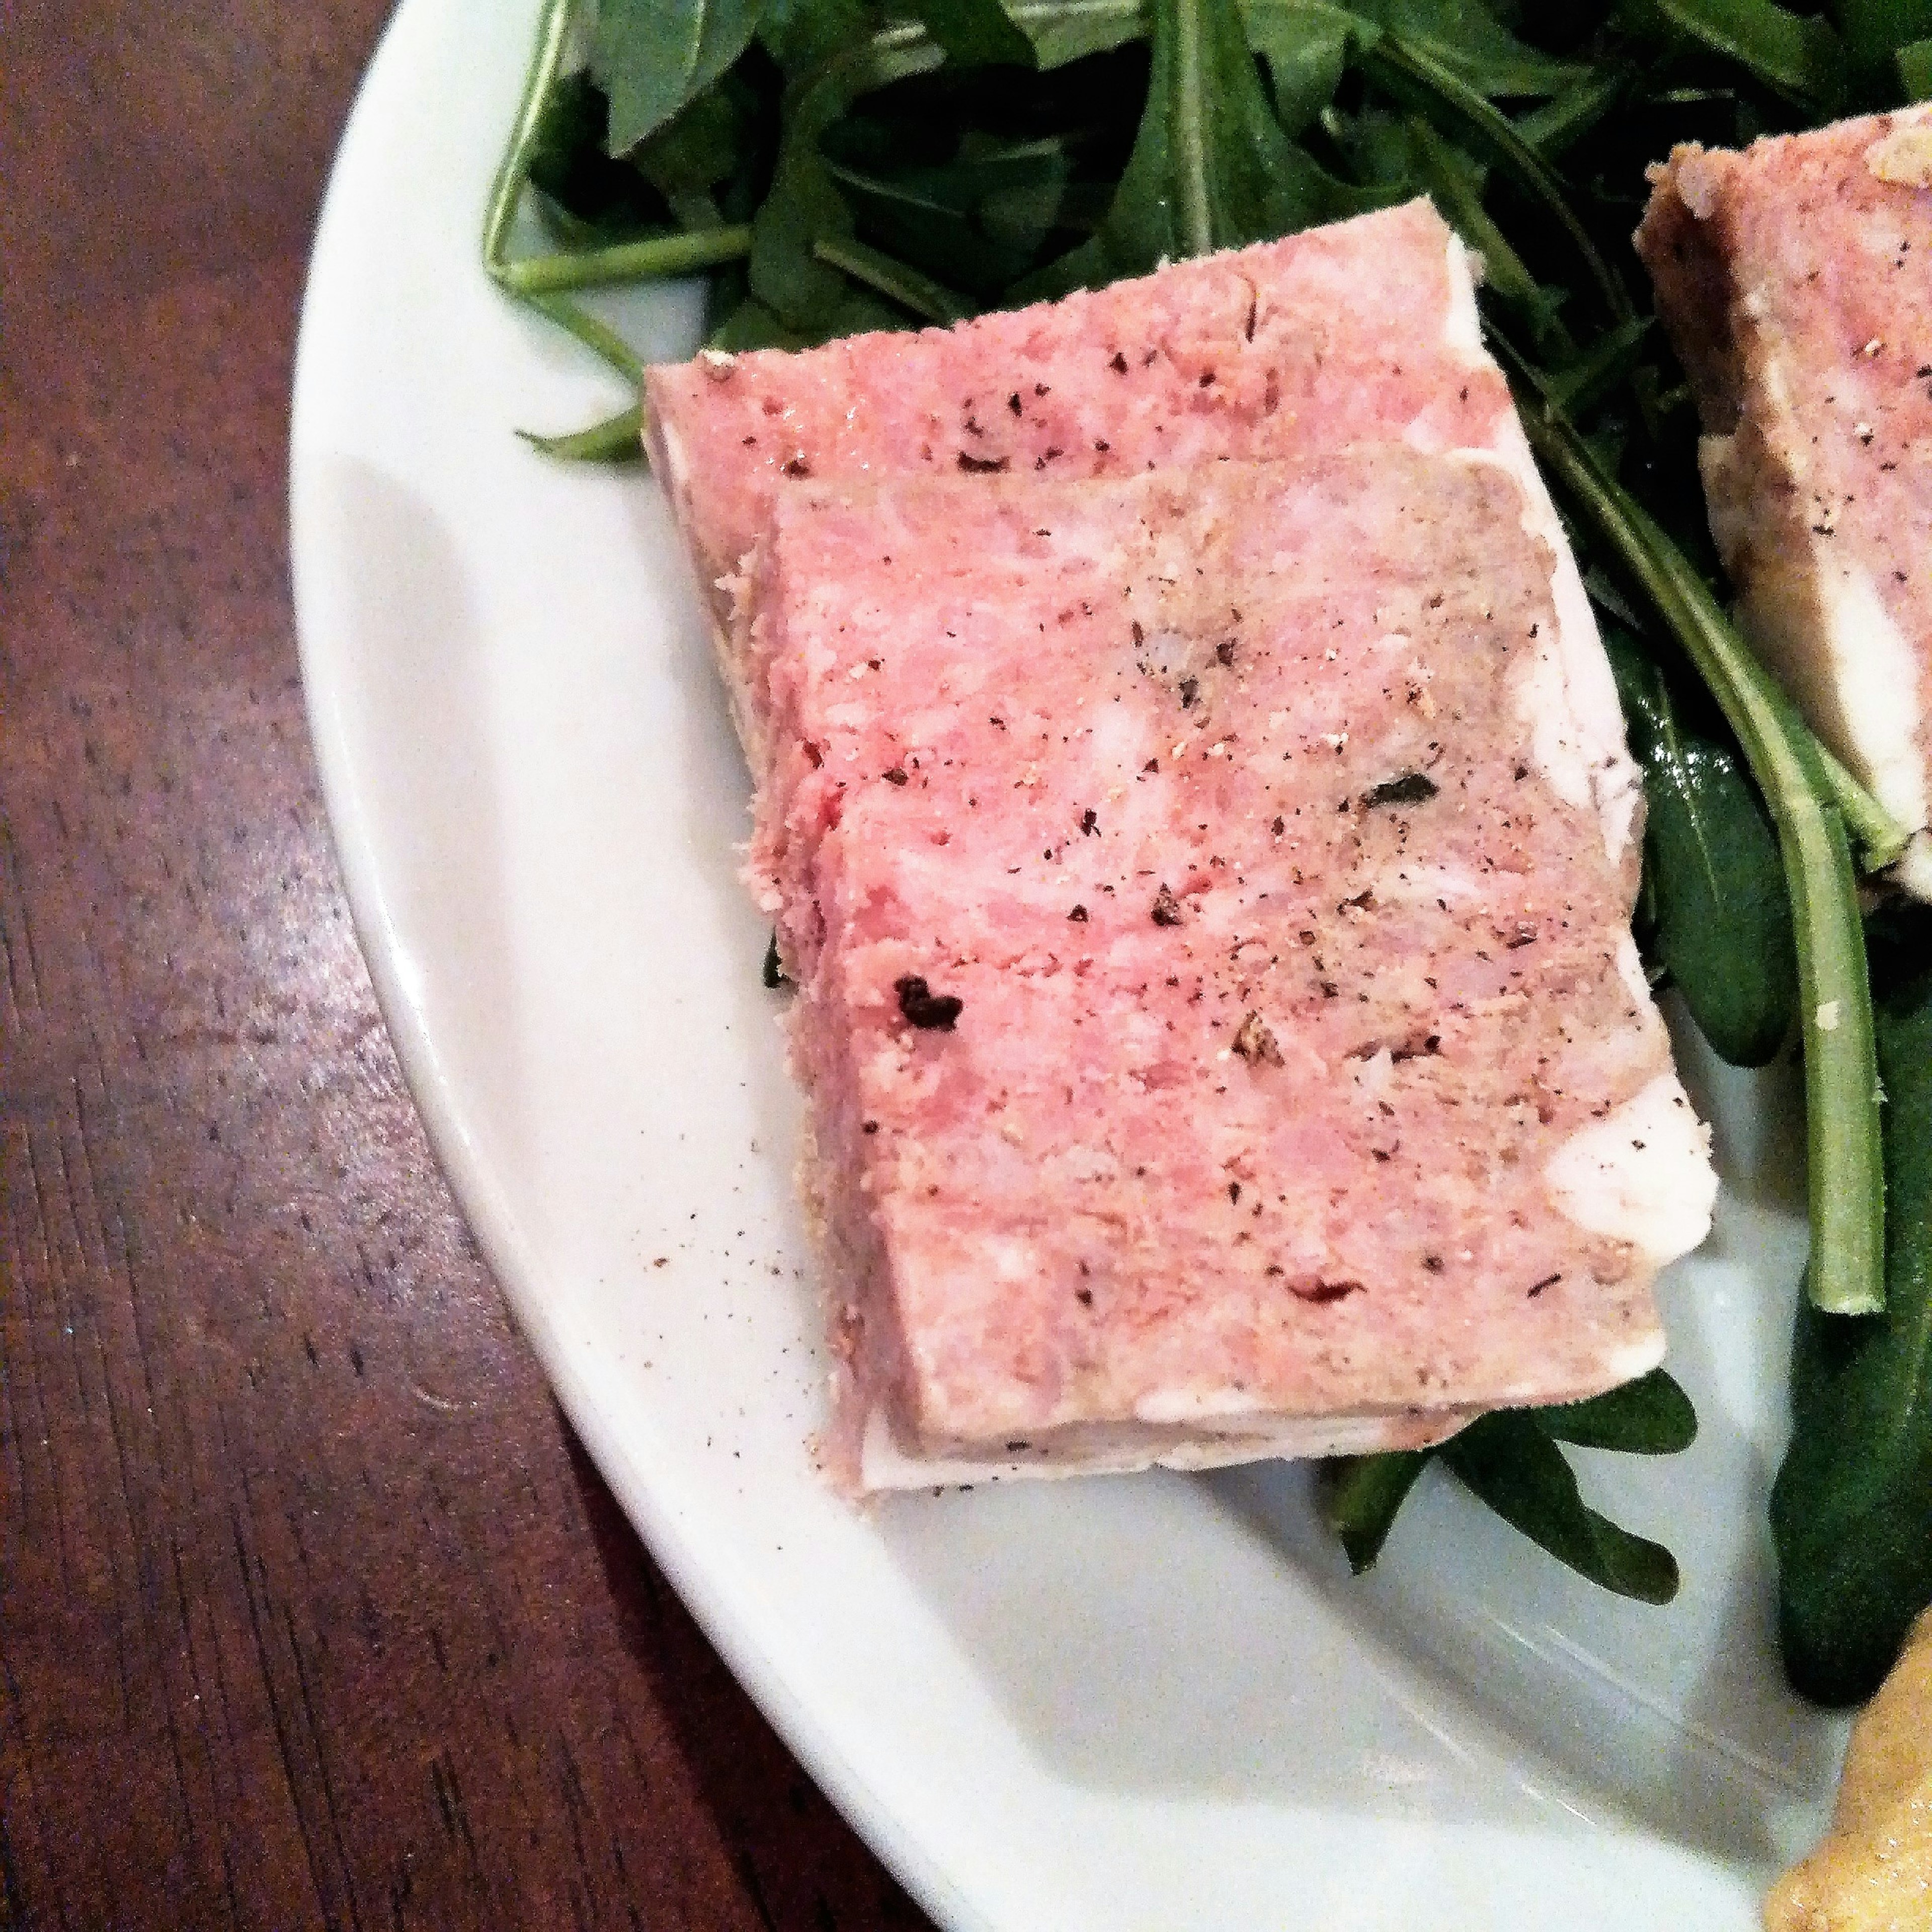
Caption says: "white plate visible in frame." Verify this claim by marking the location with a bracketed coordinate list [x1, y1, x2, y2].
[290, 5, 1849, 1923]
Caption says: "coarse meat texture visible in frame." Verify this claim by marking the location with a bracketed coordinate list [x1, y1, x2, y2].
[1637, 104, 1932, 898]
[749, 449, 1715, 1492]
[646, 197, 1532, 761]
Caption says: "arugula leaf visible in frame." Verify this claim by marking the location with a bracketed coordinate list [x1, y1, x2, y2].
[750, 23, 947, 327]
[1836, 0, 1932, 76]
[1540, 1368, 1699, 1454]
[828, 138, 1074, 297]
[526, 71, 671, 239]
[1773, 935, 1932, 1705]
[1020, 0, 1381, 295]
[1011, 0, 1150, 67]
[1241, 1, 1356, 133]
[1445, 1413, 1680, 1602]
[1514, 63, 1635, 156]
[1616, 0, 1847, 113]
[1326, 1450, 1433, 1571]
[1608, 629, 1798, 1067]
[1326, 1381, 1694, 1600]
[633, 72, 761, 223]
[595, 0, 770, 154]
[903, 0, 1040, 67]
[517, 404, 647, 463]
[759, 0, 880, 73]
[1402, 119, 1573, 349]
[1350, 0, 1589, 96]
[1361, 31, 1631, 321]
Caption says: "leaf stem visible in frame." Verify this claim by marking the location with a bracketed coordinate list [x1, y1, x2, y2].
[1171, 0, 1215, 259]
[515, 403, 645, 463]
[482, 0, 576, 280]
[527, 294, 645, 381]
[1364, 33, 1630, 323]
[810, 238, 973, 325]
[504, 225, 754, 295]
[1813, 738, 1912, 874]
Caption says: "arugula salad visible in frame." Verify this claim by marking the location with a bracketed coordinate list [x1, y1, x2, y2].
[482, 0, 1932, 1709]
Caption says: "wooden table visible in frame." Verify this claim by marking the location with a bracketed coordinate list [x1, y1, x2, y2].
[0, 8, 925, 1925]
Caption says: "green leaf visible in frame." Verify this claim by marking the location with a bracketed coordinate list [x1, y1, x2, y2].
[813, 235, 974, 320]
[1544, 314, 1651, 417]
[526, 72, 670, 239]
[750, 23, 947, 328]
[1360, 31, 1630, 321]
[1540, 1368, 1699, 1455]
[1013, 0, 1150, 66]
[1019, 0, 1384, 295]
[903, 0, 1039, 65]
[516, 402, 647, 462]
[1607, 629, 1799, 1067]
[1773, 940, 1932, 1705]
[1241, 1, 1356, 133]
[825, 137, 1072, 296]
[1835, 0, 1932, 74]
[633, 72, 758, 207]
[759, 0, 880, 72]
[1325, 1450, 1434, 1570]
[1444, 1413, 1680, 1602]
[1351, 0, 1589, 96]
[1616, 0, 1847, 112]
[1512, 62, 1634, 157]
[1403, 119, 1573, 350]
[1903, 34, 1932, 93]
[594, 0, 770, 153]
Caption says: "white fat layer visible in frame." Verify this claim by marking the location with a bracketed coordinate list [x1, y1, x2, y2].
[1462, 422, 1644, 869]
[855, 1404, 1475, 1493]
[1703, 385, 1932, 901]
[1895, 838, 1932, 900]
[1864, 105, 1932, 188]
[1615, 931, 1653, 1010]
[1544, 1072, 1717, 1264]
[1134, 1383, 1269, 1425]
[654, 411, 691, 511]
[1441, 230, 1485, 353]
[1815, 561, 1929, 849]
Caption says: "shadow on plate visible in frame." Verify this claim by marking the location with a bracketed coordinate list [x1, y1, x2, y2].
[868, 1043, 1840, 1878]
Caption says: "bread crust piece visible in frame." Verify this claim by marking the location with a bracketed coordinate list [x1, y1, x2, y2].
[754, 450, 1712, 1492]
[1637, 106, 1932, 898]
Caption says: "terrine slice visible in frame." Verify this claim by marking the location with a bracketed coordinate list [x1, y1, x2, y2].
[1637, 105, 1932, 897]
[646, 197, 1531, 759]
[751, 448, 1716, 1491]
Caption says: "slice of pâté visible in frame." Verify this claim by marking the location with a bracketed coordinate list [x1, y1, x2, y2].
[748, 450, 1716, 1491]
[1638, 104, 1932, 895]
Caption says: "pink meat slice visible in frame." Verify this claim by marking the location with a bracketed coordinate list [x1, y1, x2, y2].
[645, 198, 1515, 753]
[752, 451, 1714, 1491]
[1637, 104, 1932, 896]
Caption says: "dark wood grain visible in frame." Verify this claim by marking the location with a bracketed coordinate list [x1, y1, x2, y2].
[0, 7, 928, 1927]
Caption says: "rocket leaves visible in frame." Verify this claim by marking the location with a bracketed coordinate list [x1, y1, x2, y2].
[1018, 0, 1383, 297]
[1327, 1372, 1696, 1601]
[595, 0, 769, 153]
